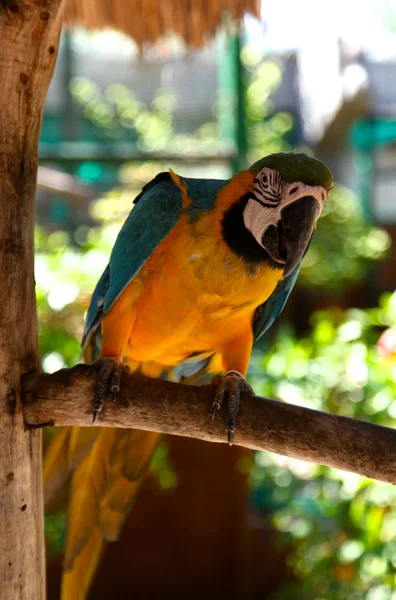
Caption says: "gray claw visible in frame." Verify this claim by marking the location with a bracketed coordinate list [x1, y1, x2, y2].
[212, 371, 253, 445]
[211, 401, 221, 419]
[110, 367, 122, 402]
[227, 428, 235, 446]
[92, 357, 123, 423]
[92, 408, 101, 425]
[111, 385, 119, 403]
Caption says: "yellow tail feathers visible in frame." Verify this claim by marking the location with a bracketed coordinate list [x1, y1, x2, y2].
[61, 525, 104, 600]
[44, 427, 160, 600]
[43, 427, 99, 506]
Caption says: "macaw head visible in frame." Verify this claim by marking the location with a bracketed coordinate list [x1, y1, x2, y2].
[223, 152, 332, 276]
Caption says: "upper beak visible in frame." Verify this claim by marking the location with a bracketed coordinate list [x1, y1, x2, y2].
[261, 196, 320, 277]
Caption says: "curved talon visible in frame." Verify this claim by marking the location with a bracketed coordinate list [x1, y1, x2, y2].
[92, 408, 101, 426]
[211, 401, 221, 419]
[111, 384, 119, 403]
[212, 371, 254, 445]
[110, 368, 122, 402]
[92, 357, 123, 424]
[227, 428, 235, 446]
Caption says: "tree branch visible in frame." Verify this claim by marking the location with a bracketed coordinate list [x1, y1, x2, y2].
[22, 365, 396, 484]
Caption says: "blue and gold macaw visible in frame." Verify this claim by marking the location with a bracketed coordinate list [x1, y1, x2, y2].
[44, 152, 332, 599]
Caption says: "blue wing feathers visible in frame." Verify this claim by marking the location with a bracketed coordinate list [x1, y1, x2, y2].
[133, 171, 173, 204]
[181, 177, 226, 221]
[253, 263, 301, 341]
[104, 179, 183, 311]
[82, 265, 110, 347]
[82, 176, 183, 345]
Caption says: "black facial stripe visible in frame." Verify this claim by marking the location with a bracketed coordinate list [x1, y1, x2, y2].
[260, 190, 279, 199]
[254, 189, 281, 205]
[274, 171, 283, 188]
[255, 169, 286, 207]
[251, 196, 276, 209]
[253, 196, 279, 208]
[221, 193, 280, 269]
[261, 194, 281, 203]
[242, 191, 278, 208]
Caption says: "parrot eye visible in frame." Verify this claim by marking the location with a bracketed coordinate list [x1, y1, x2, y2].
[260, 173, 268, 187]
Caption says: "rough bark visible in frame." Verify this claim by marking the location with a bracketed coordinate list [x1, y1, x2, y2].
[0, 2, 64, 598]
[23, 366, 396, 484]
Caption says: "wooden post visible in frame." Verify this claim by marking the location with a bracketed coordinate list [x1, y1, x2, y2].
[0, 1, 64, 598]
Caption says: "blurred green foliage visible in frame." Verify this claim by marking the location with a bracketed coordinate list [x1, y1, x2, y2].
[45, 510, 67, 556]
[248, 292, 396, 599]
[36, 225, 113, 370]
[240, 47, 293, 161]
[300, 185, 390, 293]
[69, 78, 219, 154]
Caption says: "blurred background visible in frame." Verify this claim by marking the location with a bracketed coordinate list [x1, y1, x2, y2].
[40, 0, 396, 598]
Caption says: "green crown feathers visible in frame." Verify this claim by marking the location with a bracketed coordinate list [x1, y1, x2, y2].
[250, 152, 333, 192]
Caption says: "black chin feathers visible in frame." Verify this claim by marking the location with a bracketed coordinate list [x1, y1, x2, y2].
[221, 194, 279, 268]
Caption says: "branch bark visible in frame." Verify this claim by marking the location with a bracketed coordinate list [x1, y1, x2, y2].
[22, 365, 396, 484]
[0, 2, 64, 598]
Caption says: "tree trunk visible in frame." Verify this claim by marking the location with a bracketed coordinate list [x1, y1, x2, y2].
[0, 2, 64, 598]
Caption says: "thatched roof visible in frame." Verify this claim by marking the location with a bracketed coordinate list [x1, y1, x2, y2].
[65, 0, 259, 46]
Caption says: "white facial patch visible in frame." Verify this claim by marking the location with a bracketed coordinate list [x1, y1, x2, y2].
[243, 167, 328, 247]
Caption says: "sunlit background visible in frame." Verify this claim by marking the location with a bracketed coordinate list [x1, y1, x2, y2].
[40, 1, 396, 598]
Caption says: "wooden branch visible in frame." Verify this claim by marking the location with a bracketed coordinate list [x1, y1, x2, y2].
[22, 365, 396, 485]
[0, 2, 65, 598]
[37, 166, 97, 200]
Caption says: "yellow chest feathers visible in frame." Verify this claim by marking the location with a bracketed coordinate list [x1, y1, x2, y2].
[141, 208, 284, 319]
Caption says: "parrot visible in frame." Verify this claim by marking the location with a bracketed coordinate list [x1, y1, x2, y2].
[43, 151, 332, 599]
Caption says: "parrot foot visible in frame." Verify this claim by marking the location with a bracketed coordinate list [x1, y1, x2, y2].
[92, 357, 123, 424]
[212, 370, 253, 446]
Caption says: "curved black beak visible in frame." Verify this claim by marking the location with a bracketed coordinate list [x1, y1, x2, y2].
[261, 196, 319, 277]
[281, 195, 320, 276]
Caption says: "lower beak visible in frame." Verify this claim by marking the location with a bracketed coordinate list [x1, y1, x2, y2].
[260, 196, 319, 277]
[281, 195, 320, 277]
